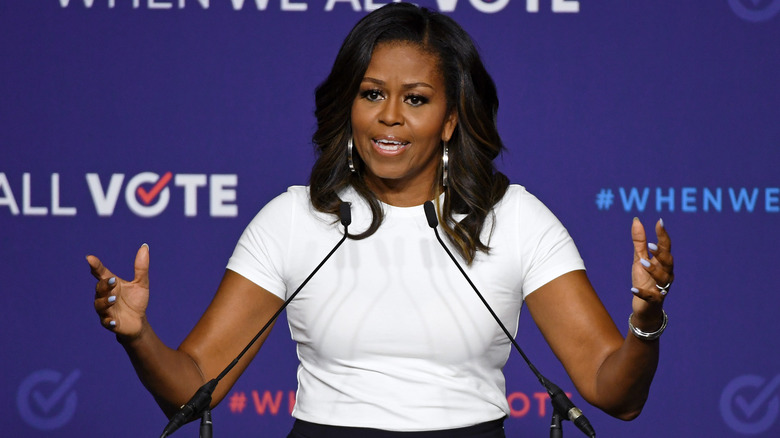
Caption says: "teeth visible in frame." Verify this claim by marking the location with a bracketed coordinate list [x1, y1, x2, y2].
[376, 139, 404, 145]
[374, 139, 408, 151]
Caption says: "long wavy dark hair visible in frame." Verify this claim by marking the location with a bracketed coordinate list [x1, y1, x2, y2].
[310, 2, 509, 264]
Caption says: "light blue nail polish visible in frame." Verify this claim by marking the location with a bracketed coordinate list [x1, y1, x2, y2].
[648, 243, 658, 251]
[631, 287, 639, 294]
[640, 258, 651, 268]
[109, 320, 116, 327]
[108, 277, 116, 285]
[108, 295, 116, 303]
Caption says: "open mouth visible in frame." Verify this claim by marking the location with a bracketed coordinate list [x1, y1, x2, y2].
[373, 138, 410, 153]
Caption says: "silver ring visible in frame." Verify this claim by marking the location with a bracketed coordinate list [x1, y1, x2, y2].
[655, 282, 671, 295]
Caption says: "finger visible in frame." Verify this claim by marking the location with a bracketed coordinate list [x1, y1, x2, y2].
[94, 275, 118, 299]
[655, 218, 672, 252]
[649, 248, 674, 270]
[632, 287, 665, 305]
[86, 255, 116, 281]
[94, 291, 118, 312]
[631, 217, 649, 262]
[134, 244, 150, 289]
[100, 315, 117, 331]
[639, 256, 673, 286]
[648, 218, 674, 276]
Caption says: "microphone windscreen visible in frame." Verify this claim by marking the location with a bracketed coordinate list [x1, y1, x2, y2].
[339, 202, 352, 226]
[423, 201, 438, 228]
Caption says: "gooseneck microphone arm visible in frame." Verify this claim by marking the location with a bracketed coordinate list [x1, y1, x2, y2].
[422, 201, 595, 438]
[160, 202, 352, 438]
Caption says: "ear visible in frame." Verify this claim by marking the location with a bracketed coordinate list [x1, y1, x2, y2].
[441, 110, 458, 142]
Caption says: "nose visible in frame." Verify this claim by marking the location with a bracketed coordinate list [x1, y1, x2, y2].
[378, 98, 403, 126]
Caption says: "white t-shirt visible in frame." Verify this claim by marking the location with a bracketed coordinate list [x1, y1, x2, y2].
[226, 184, 584, 431]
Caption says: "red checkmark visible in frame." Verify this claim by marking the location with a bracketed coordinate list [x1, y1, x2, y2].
[137, 172, 173, 205]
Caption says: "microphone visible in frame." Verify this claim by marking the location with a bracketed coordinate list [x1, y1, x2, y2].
[160, 202, 352, 437]
[422, 201, 596, 438]
[546, 380, 592, 437]
[339, 201, 352, 227]
[160, 380, 217, 438]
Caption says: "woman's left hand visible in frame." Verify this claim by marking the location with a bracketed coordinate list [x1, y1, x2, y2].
[630, 218, 674, 328]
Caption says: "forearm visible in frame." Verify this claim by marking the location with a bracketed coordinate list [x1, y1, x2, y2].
[593, 313, 661, 420]
[118, 319, 208, 418]
[591, 216, 672, 419]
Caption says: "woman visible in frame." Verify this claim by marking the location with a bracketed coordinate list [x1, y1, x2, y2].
[89, 3, 673, 437]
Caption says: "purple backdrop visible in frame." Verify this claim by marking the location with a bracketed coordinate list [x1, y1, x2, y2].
[2, 1, 779, 436]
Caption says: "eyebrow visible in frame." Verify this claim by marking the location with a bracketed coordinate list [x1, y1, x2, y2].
[361, 77, 435, 90]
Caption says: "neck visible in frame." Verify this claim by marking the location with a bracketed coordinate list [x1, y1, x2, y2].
[365, 177, 438, 207]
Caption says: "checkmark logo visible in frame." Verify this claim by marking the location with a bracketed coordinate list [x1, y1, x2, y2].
[17, 369, 81, 431]
[721, 374, 780, 434]
[30, 369, 81, 414]
[136, 171, 173, 205]
[735, 375, 780, 418]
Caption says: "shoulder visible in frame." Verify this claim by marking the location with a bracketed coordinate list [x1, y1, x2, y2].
[491, 185, 575, 246]
[494, 184, 553, 219]
[252, 185, 316, 215]
[243, 185, 317, 228]
[269, 185, 311, 208]
[497, 184, 532, 203]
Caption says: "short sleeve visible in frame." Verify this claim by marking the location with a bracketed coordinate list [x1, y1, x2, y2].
[226, 190, 295, 299]
[512, 187, 585, 297]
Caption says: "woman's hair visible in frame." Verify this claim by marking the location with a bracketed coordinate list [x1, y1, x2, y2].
[309, 2, 509, 264]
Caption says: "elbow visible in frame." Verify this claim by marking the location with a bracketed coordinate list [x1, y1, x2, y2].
[614, 407, 643, 422]
[586, 374, 653, 421]
[156, 396, 183, 420]
[586, 389, 648, 421]
[599, 400, 646, 421]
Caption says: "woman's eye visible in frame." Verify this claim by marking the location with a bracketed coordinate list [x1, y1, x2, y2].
[361, 89, 384, 101]
[405, 94, 429, 107]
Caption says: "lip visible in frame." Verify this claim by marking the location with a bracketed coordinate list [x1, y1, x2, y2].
[371, 136, 410, 156]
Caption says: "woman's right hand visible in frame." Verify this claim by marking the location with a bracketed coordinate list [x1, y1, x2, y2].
[88, 244, 150, 340]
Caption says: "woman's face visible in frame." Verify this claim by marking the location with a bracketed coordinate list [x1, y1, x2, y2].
[351, 42, 457, 207]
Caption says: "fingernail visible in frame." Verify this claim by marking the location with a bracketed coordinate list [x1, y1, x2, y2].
[640, 258, 651, 268]
[108, 295, 116, 303]
[659, 218, 664, 228]
[108, 277, 116, 285]
[109, 320, 116, 327]
[648, 242, 658, 251]
[631, 287, 639, 294]
[142, 243, 149, 251]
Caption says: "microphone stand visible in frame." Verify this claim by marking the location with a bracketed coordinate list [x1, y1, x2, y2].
[159, 203, 352, 437]
[550, 411, 563, 438]
[423, 201, 596, 438]
[199, 410, 212, 438]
